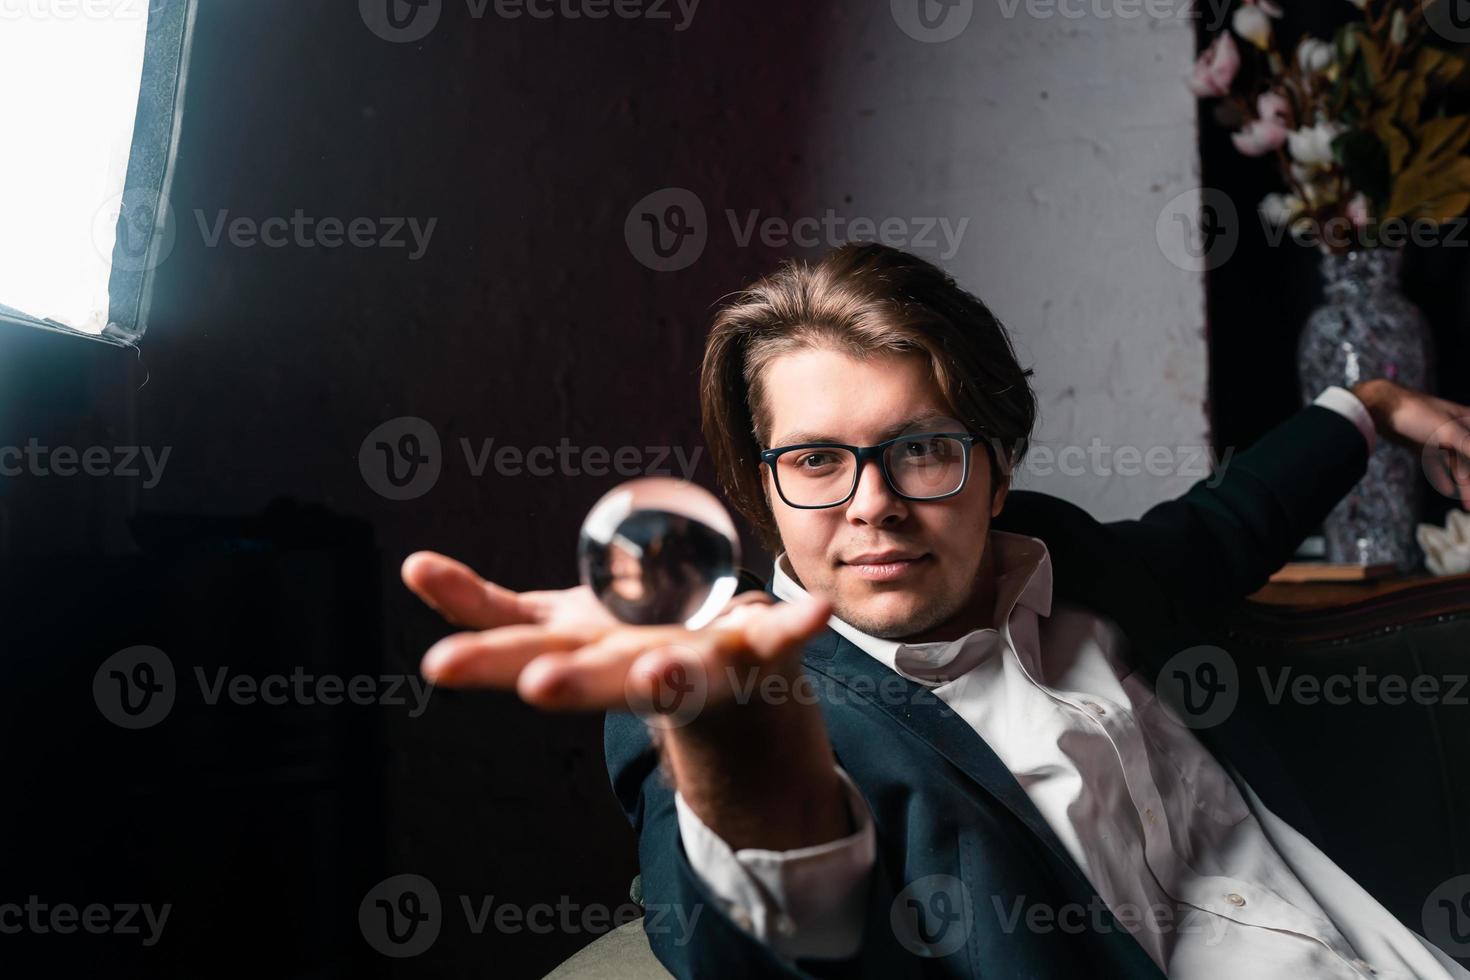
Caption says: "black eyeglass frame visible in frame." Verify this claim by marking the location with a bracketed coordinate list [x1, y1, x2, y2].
[758, 431, 981, 510]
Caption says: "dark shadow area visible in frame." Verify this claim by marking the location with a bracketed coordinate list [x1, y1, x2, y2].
[0, 1, 829, 975]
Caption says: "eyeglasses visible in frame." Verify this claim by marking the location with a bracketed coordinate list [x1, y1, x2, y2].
[759, 431, 979, 509]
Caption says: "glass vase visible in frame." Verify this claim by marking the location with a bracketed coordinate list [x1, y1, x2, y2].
[1296, 248, 1433, 571]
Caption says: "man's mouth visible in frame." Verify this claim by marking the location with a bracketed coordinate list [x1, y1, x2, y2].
[842, 551, 930, 582]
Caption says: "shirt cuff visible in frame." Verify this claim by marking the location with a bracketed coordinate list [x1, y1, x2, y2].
[1313, 385, 1377, 454]
[674, 766, 876, 960]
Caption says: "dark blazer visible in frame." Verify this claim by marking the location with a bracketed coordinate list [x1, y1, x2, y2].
[604, 404, 1370, 979]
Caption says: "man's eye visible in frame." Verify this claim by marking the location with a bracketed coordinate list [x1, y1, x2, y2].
[902, 439, 940, 457]
[795, 452, 838, 469]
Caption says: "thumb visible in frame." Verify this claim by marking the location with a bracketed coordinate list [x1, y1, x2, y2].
[744, 594, 832, 660]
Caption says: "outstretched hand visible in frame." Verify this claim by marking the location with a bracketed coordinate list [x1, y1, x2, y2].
[402, 551, 831, 720]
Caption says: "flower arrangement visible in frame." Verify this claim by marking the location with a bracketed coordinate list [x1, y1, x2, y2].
[1189, 1, 1470, 251]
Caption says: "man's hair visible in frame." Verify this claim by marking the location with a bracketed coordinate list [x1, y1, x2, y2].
[700, 242, 1038, 555]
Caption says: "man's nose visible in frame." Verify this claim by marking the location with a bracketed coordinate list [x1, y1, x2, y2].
[845, 456, 907, 526]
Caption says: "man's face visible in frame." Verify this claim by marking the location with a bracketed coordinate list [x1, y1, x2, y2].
[759, 346, 1008, 641]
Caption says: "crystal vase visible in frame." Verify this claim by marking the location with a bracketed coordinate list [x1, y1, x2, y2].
[1296, 248, 1433, 570]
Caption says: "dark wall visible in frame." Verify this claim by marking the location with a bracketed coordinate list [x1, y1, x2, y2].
[0, 2, 828, 976]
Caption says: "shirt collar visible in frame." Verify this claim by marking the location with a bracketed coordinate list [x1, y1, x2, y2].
[771, 530, 1054, 685]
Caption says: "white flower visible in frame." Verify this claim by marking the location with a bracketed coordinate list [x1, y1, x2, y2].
[1297, 38, 1333, 73]
[1418, 510, 1470, 576]
[1232, 4, 1273, 49]
[1287, 120, 1345, 167]
[1259, 192, 1304, 225]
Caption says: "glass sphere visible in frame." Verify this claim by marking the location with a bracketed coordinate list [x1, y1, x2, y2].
[578, 477, 741, 629]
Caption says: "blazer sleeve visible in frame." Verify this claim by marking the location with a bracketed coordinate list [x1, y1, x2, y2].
[603, 710, 919, 980]
[1103, 403, 1371, 622]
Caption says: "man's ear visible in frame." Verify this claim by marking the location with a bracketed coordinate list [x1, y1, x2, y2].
[990, 470, 1011, 518]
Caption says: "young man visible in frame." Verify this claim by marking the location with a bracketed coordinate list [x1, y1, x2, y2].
[405, 244, 1470, 978]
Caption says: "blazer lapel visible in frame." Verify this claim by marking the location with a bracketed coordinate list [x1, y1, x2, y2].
[800, 627, 1102, 900]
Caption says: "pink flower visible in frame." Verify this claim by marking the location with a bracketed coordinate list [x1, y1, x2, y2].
[1347, 193, 1371, 228]
[1256, 91, 1292, 127]
[1188, 33, 1241, 98]
[1233, 119, 1289, 156]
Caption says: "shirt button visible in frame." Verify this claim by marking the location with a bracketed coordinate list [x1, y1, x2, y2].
[1145, 808, 1157, 822]
[775, 914, 796, 938]
[1225, 893, 1246, 907]
[731, 908, 754, 931]
[1082, 700, 1106, 716]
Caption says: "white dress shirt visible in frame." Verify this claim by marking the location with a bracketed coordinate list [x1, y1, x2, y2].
[673, 387, 1470, 977]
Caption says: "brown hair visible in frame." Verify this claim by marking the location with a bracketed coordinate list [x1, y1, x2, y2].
[700, 242, 1038, 555]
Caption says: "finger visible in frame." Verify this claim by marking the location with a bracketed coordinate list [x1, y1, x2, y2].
[519, 626, 701, 710]
[402, 551, 533, 629]
[420, 622, 607, 687]
[742, 594, 832, 659]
